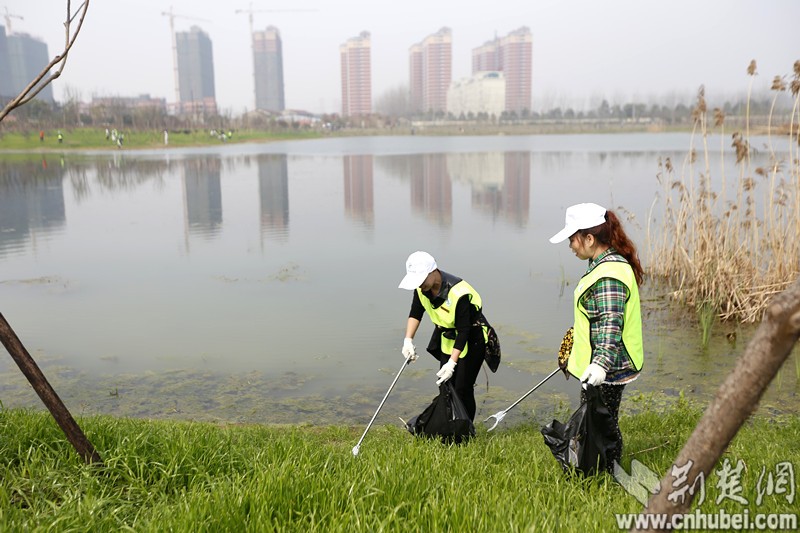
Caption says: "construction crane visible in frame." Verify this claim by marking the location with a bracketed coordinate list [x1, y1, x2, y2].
[235, 3, 317, 37]
[3, 6, 24, 33]
[161, 6, 211, 106]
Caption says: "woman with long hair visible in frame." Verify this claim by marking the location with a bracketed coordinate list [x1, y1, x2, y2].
[549, 202, 644, 472]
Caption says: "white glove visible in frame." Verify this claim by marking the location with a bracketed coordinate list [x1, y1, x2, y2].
[435, 359, 457, 385]
[580, 363, 607, 387]
[402, 338, 418, 362]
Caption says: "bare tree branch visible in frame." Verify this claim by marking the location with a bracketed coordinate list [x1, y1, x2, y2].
[0, 0, 90, 123]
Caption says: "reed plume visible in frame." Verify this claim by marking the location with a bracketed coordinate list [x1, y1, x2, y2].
[649, 60, 800, 324]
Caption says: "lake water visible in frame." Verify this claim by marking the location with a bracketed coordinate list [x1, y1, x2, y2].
[1, 133, 797, 427]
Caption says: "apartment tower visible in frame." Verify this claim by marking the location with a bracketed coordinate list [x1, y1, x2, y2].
[340, 31, 371, 117]
[253, 26, 284, 112]
[408, 43, 423, 114]
[0, 27, 53, 102]
[0, 25, 12, 99]
[471, 27, 532, 115]
[409, 27, 452, 115]
[176, 26, 217, 115]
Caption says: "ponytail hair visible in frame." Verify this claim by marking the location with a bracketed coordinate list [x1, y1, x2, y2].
[579, 210, 645, 285]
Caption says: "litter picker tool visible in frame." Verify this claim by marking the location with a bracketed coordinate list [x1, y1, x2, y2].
[483, 367, 559, 432]
[352, 355, 412, 456]
[483, 327, 573, 431]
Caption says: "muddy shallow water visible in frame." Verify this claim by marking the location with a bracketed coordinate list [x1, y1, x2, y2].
[2, 293, 796, 429]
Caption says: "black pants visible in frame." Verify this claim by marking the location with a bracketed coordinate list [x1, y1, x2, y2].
[438, 346, 484, 421]
[581, 383, 625, 471]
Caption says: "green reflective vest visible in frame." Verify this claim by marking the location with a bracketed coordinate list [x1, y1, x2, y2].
[417, 280, 484, 358]
[568, 259, 644, 379]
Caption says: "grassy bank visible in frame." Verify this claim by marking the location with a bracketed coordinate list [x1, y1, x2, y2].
[0, 123, 713, 152]
[1, 398, 797, 531]
[0, 128, 322, 151]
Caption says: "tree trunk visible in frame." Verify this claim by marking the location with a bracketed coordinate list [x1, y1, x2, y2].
[632, 278, 800, 531]
[0, 313, 103, 465]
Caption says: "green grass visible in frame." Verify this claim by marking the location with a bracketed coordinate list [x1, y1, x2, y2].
[0, 127, 322, 150]
[1, 397, 797, 532]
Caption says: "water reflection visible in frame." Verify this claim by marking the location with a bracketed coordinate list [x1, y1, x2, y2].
[88, 155, 168, 200]
[258, 154, 289, 242]
[343, 155, 374, 227]
[0, 160, 66, 257]
[377, 151, 531, 228]
[182, 157, 222, 240]
[1, 150, 531, 250]
[450, 151, 530, 226]
[411, 154, 452, 226]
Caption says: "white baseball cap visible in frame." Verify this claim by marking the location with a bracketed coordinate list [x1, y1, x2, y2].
[398, 251, 437, 290]
[549, 203, 607, 243]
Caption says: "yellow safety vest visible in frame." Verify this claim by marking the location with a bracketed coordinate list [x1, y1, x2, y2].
[568, 259, 644, 379]
[417, 280, 485, 358]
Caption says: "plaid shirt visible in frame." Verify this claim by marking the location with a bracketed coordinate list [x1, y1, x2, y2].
[580, 248, 640, 383]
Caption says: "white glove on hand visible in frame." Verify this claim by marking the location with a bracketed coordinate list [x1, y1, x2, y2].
[580, 363, 607, 387]
[402, 337, 417, 362]
[435, 359, 457, 385]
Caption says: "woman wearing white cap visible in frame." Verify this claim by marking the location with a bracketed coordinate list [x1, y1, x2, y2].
[398, 251, 487, 421]
[550, 203, 645, 471]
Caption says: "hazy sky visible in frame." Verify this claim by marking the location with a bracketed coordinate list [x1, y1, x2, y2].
[4, 0, 799, 114]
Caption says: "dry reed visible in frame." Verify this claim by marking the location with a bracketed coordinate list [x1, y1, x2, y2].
[649, 60, 800, 323]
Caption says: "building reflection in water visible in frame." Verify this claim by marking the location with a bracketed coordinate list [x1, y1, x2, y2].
[500, 152, 531, 226]
[447, 151, 530, 227]
[343, 155, 374, 227]
[0, 149, 530, 260]
[258, 154, 289, 242]
[181, 157, 222, 245]
[410, 153, 452, 226]
[0, 160, 66, 256]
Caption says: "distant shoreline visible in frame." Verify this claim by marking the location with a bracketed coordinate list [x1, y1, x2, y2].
[0, 121, 789, 153]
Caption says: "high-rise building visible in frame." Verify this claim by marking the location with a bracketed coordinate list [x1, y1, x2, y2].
[408, 43, 423, 114]
[471, 27, 532, 115]
[1, 28, 54, 102]
[0, 25, 13, 99]
[340, 31, 371, 117]
[176, 26, 217, 115]
[253, 26, 284, 112]
[472, 39, 501, 73]
[500, 27, 532, 115]
[409, 27, 452, 115]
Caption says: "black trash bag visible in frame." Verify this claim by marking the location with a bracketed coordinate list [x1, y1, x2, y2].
[406, 381, 475, 444]
[540, 384, 619, 475]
